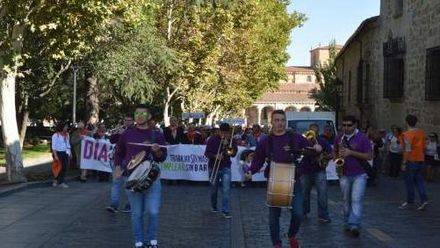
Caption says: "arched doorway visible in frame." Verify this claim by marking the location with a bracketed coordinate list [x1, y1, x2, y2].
[261, 106, 274, 126]
[300, 106, 311, 112]
[245, 106, 258, 125]
[285, 106, 297, 112]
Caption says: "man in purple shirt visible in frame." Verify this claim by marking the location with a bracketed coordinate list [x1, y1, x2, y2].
[334, 115, 372, 238]
[106, 115, 134, 214]
[205, 123, 238, 219]
[249, 110, 318, 248]
[114, 104, 167, 248]
[299, 123, 332, 223]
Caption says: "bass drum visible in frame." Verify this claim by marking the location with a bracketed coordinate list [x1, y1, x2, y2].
[266, 162, 295, 208]
[126, 160, 161, 192]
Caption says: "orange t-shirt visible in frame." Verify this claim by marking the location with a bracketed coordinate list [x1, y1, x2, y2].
[402, 129, 426, 162]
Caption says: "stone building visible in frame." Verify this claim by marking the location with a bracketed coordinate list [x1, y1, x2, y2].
[246, 45, 342, 126]
[335, 0, 440, 133]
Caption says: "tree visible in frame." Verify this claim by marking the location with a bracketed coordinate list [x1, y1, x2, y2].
[309, 42, 339, 111]
[0, 0, 120, 182]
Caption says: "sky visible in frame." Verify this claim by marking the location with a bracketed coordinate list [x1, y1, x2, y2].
[287, 0, 380, 66]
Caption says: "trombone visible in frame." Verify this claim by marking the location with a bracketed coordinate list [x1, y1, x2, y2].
[209, 126, 236, 185]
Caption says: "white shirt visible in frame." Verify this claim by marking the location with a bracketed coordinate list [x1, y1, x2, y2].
[389, 135, 402, 153]
[52, 133, 71, 155]
[426, 141, 438, 157]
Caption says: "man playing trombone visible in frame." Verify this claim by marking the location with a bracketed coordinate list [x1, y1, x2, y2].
[205, 123, 238, 219]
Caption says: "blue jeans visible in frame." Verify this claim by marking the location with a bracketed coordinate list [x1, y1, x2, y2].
[110, 175, 130, 209]
[269, 181, 304, 246]
[339, 173, 367, 229]
[210, 167, 231, 213]
[404, 162, 428, 203]
[56, 151, 69, 184]
[300, 170, 330, 219]
[126, 179, 161, 244]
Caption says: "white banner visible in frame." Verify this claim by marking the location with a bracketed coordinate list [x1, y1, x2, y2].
[79, 140, 338, 180]
[80, 137, 114, 173]
[160, 145, 267, 181]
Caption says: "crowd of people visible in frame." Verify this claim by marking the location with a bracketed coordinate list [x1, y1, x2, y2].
[49, 108, 440, 248]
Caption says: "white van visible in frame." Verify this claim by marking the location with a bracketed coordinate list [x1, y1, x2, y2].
[285, 111, 339, 180]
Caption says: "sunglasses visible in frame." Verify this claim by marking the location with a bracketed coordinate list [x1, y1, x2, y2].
[342, 123, 354, 127]
[134, 112, 150, 118]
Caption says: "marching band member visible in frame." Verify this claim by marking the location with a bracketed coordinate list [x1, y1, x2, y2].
[249, 110, 317, 248]
[299, 123, 332, 223]
[205, 123, 238, 219]
[106, 116, 134, 213]
[114, 104, 167, 248]
[334, 115, 372, 237]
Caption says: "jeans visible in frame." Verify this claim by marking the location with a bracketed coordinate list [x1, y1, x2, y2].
[388, 152, 403, 177]
[126, 179, 161, 244]
[339, 173, 367, 229]
[56, 151, 68, 184]
[269, 181, 303, 246]
[300, 171, 330, 220]
[210, 167, 231, 213]
[110, 175, 130, 210]
[404, 162, 428, 203]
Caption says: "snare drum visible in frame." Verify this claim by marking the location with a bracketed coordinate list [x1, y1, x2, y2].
[266, 162, 295, 208]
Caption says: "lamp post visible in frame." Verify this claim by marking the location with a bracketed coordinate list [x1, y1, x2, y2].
[72, 65, 79, 124]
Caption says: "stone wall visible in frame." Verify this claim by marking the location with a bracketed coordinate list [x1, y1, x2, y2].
[337, 0, 440, 134]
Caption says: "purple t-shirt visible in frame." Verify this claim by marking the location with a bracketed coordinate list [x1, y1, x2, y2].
[204, 135, 238, 169]
[250, 132, 309, 177]
[114, 127, 167, 170]
[334, 131, 372, 176]
[300, 136, 333, 175]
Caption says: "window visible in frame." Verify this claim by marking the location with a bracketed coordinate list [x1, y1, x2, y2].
[365, 63, 370, 103]
[307, 75, 312, 82]
[425, 46, 440, 101]
[348, 71, 352, 103]
[356, 60, 364, 104]
[394, 0, 403, 18]
[383, 57, 404, 99]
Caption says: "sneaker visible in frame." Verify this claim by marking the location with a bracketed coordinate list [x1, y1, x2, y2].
[120, 207, 131, 213]
[58, 183, 69, 188]
[106, 206, 119, 213]
[417, 201, 428, 211]
[399, 202, 414, 209]
[223, 212, 232, 219]
[52, 181, 58, 187]
[134, 242, 143, 248]
[146, 240, 158, 248]
[350, 227, 360, 237]
[289, 237, 300, 248]
[318, 217, 331, 223]
[211, 207, 219, 213]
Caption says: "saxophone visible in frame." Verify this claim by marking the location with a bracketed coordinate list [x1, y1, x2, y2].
[334, 138, 349, 176]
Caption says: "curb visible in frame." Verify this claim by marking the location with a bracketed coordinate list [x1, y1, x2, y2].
[0, 175, 78, 198]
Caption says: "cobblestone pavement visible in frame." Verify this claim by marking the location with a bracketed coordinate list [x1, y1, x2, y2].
[0, 176, 439, 248]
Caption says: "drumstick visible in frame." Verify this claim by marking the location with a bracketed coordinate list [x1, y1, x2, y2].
[127, 142, 168, 148]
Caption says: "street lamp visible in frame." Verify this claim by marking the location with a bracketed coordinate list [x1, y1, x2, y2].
[72, 65, 79, 124]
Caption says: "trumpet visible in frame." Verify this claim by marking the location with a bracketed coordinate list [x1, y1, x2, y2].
[209, 126, 236, 185]
[303, 130, 330, 168]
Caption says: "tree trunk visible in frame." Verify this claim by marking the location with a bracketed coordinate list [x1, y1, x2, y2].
[18, 95, 29, 148]
[163, 87, 178, 126]
[0, 72, 26, 183]
[205, 105, 220, 126]
[86, 75, 99, 125]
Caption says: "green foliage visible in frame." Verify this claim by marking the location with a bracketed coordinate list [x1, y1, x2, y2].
[309, 41, 340, 111]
